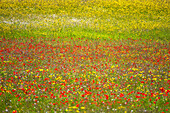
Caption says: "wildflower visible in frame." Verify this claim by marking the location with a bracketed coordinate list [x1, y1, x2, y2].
[12, 110, 17, 113]
[39, 69, 43, 71]
[72, 106, 78, 109]
[81, 107, 85, 109]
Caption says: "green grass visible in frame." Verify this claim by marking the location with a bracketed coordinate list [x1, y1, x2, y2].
[1, 24, 169, 41]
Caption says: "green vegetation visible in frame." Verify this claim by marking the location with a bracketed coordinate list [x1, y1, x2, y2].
[0, 0, 169, 113]
[0, 0, 169, 40]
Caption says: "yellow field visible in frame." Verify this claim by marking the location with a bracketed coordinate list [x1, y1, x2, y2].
[0, 0, 169, 39]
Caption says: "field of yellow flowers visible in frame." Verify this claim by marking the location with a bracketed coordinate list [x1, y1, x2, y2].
[0, 0, 169, 40]
[0, 0, 170, 113]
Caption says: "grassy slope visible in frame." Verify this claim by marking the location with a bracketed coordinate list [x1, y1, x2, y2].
[0, 0, 169, 41]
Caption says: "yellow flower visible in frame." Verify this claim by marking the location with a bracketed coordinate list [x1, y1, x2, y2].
[26, 70, 30, 72]
[81, 107, 85, 109]
[153, 78, 157, 81]
[72, 106, 78, 109]
[39, 69, 43, 71]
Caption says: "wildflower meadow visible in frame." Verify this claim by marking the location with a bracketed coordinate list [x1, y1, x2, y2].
[0, 0, 169, 113]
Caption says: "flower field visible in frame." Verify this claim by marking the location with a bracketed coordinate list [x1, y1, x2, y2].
[0, 37, 169, 112]
[0, 0, 169, 39]
[0, 0, 170, 113]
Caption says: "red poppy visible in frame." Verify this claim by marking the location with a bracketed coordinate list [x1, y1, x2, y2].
[120, 93, 124, 97]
